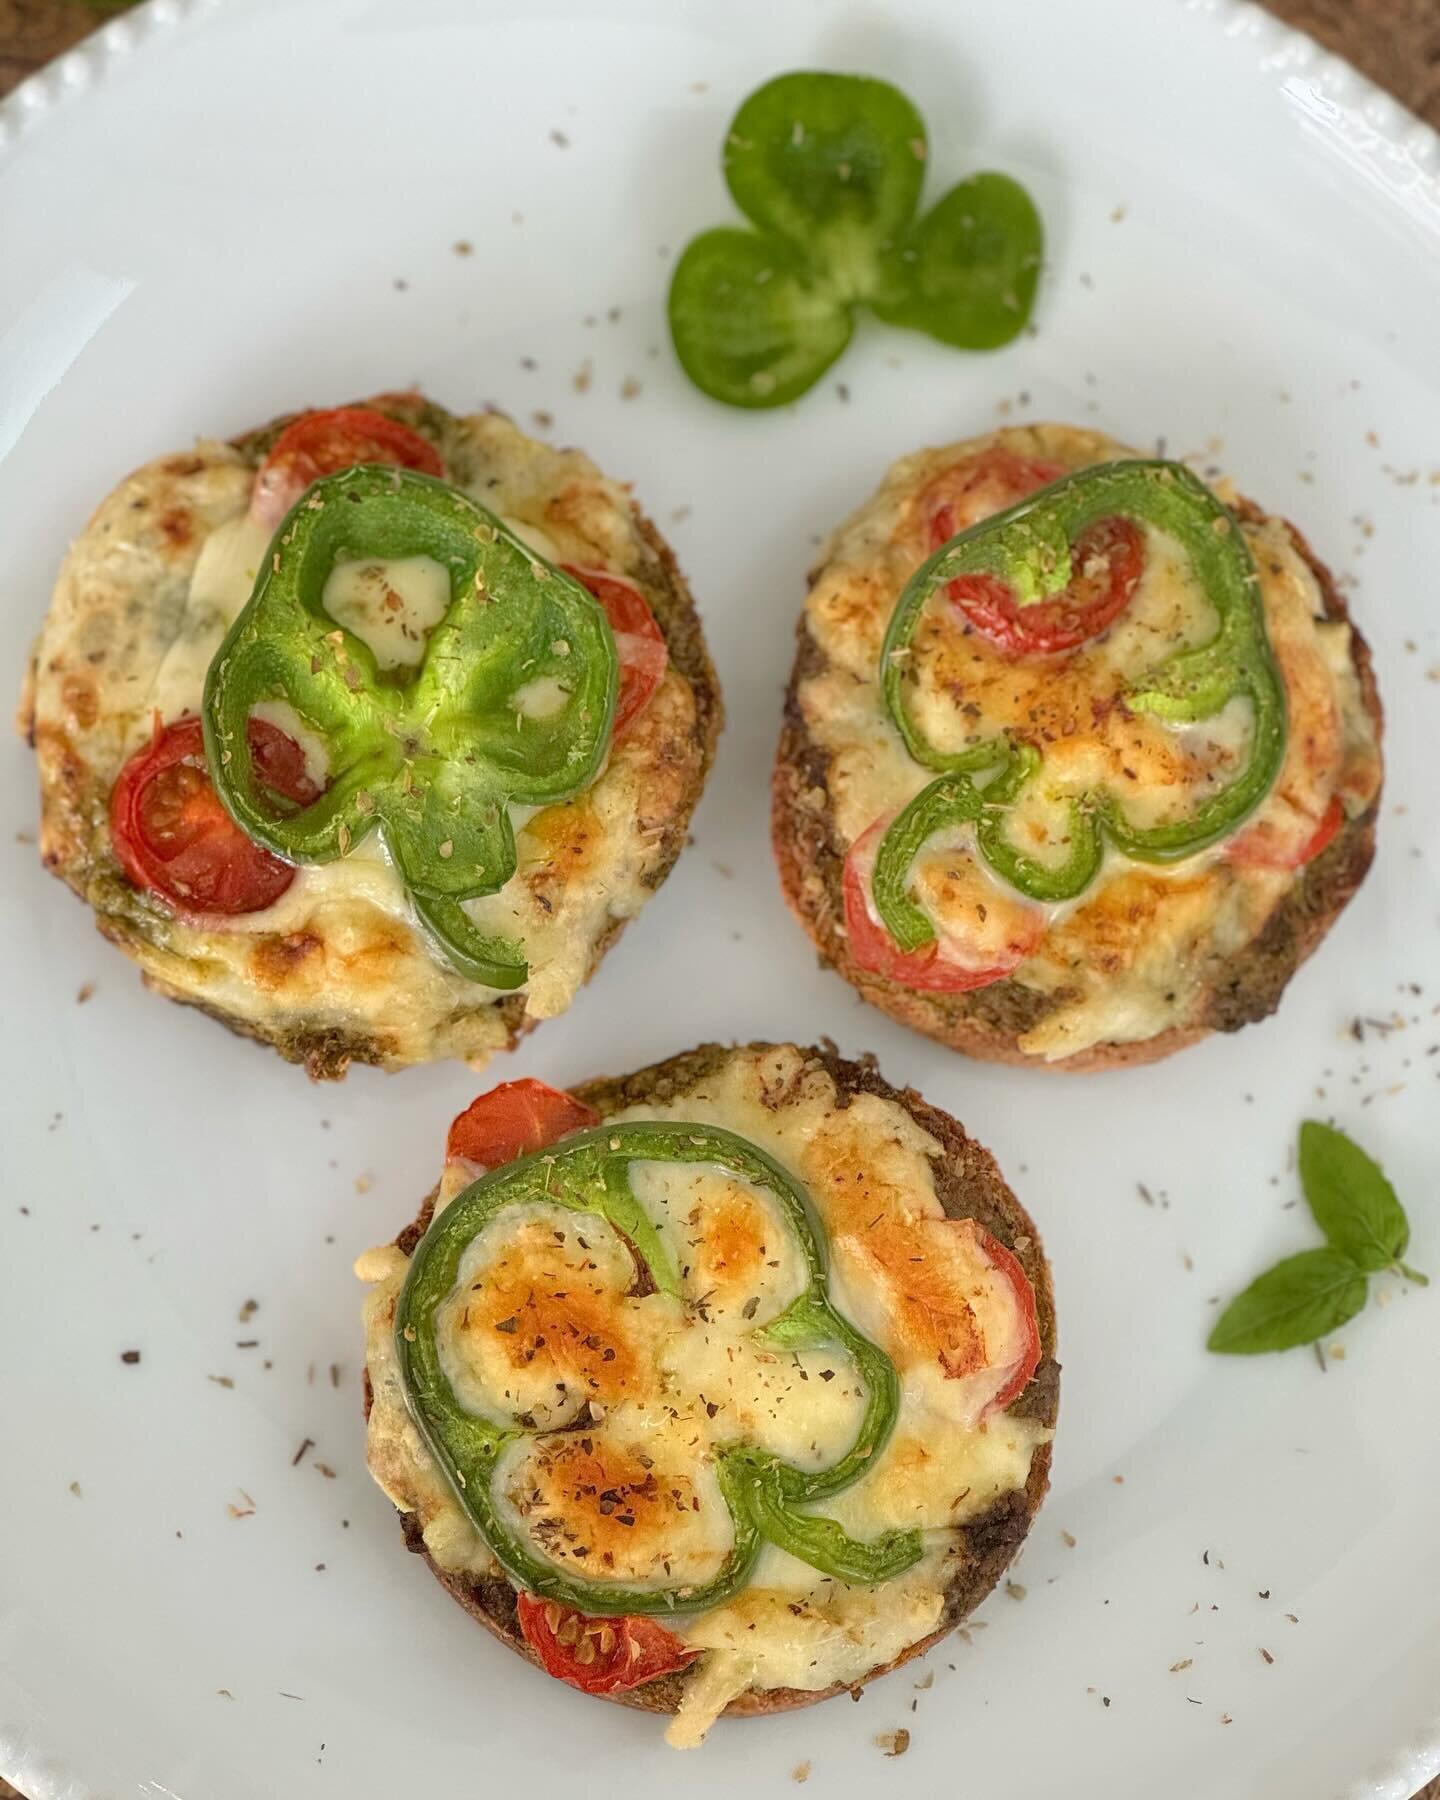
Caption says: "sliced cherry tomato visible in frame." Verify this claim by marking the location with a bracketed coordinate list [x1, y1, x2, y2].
[560, 564, 668, 737]
[924, 446, 1067, 547]
[946, 515, 1144, 658]
[1227, 792, 1344, 872]
[834, 1212, 1040, 1416]
[959, 1220, 1043, 1414]
[516, 1593, 697, 1695]
[446, 1078, 600, 1171]
[925, 449, 1143, 657]
[109, 715, 318, 917]
[841, 817, 1042, 993]
[251, 406, 446, 528]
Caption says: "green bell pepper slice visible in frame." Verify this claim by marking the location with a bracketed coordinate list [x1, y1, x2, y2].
[873, 460, 1286, 939]
[668, 71, 1043, 408]
[203, 466, 617, 989]
[396, 1120, 921, 1616]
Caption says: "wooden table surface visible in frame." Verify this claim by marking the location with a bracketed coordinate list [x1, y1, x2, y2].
[0, 1, 1436, 1796]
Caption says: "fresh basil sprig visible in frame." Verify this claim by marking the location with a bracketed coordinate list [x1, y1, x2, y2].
[1297, 1120, 1426, 1284]
[1208, 1121, 1426, 1356]
[668, 71, 1042, 408]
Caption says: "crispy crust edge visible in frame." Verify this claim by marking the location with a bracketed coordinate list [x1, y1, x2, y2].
[770, 493, 1384, 1071]
[364, 1040, 1058, 1720]
[25, 401, 723, 1079]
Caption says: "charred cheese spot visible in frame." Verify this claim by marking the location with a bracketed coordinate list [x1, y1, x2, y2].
[1034, 865, 1224, 981]
[795, 1105, 934, 1244]
[496, 1423, 732, 1589]
[436, 1204, 653, 1430]
[806, 569, 895, 674]
[245, 900, 421, 1000]
[833, 1217, 1009, 1384]
[520, 794, 602, 891]
[694, 1186, 767, 1295]
[248, 930, 324, 988]
[158, 507, 195, 552]
[60, 674, 99, 731]
[629, 1164, 807, 1330]
[543, 479, 636, 564]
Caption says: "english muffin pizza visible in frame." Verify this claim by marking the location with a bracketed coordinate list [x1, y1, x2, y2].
[21, 394, 719, 1076]
[358, 1041, 1055, 1745]
[774, 426, 1383, 1068]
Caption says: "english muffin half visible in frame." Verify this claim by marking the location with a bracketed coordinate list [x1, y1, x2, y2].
[773, 425, 1382, 1068]
[21, 394, 720, 1076]
[358, 1041, 1057, 1745]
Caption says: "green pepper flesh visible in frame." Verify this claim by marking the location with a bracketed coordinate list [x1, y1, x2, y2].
[203, 466, 618, 986]
[873, 460, 1286, 946]
[395, 1120, 921, 1616]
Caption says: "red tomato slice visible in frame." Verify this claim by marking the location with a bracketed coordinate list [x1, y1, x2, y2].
[1227, 793, 1343, 872]
[516, 1594, 697, 1695]
[924, 447, 1067, 546]
[958, 1219, 1043, 1414]
[251, 406, 446, 528]
[841, 818, 1042, 993]
[446, 1078, 601, 1171]
[560, 564, 668, 737]
[925, 450, 1143, 657]
[109, 715, 318, 918]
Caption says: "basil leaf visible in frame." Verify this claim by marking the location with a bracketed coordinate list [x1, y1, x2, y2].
[1207, 1248, 1367, 1355]
[874, 172, 1043, 349]
[668, 229, 852, 409]
[1298, 1119, 1416, 1275]
[724, 72, 926, 288]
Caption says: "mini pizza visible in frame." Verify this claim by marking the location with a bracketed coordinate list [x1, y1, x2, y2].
[357, 1041, 1056, 1745]
[21, 395, 719, 1075]
[774, 426, 1383, 1068]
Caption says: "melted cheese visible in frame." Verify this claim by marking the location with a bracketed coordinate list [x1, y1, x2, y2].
[30, 407, 710, 1069]
[799, 424, 1383, 1058]
[436, 1202, 653, 1429]
[359, 1047, 1052, 1738]
[629, 1162, 809, 1329]
[666, 1548, 949, 1748]
[493, 1415, 735, 1592]
[321, 554, 450, 670]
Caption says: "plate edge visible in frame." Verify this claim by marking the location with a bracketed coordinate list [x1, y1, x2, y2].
[0, 1, 1437, 1797]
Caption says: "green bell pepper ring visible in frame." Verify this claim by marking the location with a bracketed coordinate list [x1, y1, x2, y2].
[668, 71, 1042, 408]
[873, 460, 1286, 938]
[203, 466, 617, 989]
[396, 1120, 921, 1616]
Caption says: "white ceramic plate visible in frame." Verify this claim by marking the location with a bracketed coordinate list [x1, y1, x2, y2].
[3, 2, 1438, 1795]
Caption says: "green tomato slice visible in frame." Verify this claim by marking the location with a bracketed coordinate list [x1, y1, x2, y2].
[668, 229, 852, 408]
[724, 71, 927, 295]
[874, 171, 1044, 349]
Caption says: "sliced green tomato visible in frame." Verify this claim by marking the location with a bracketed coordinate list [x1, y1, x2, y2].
[668, 229, 852, 408]
[874, 171, 1043, 349]
[724, 71, 926, 292]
